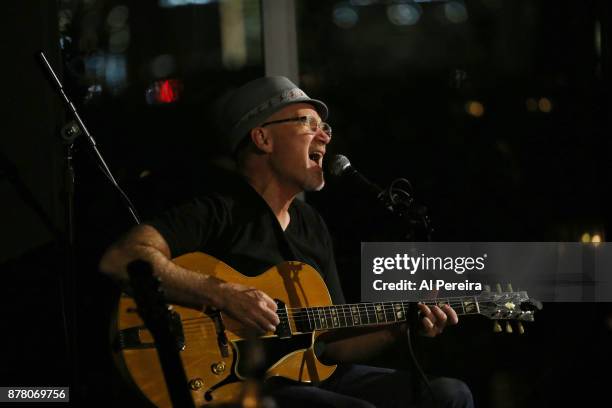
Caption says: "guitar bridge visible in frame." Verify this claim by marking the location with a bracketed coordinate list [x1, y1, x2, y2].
[275, 300, 292, 339]
[206, 307, 229, 357]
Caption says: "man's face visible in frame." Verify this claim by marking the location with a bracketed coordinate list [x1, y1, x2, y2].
[261, 103, 331, 193]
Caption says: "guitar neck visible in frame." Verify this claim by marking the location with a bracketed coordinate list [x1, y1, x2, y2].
[289, 297, 481, 332]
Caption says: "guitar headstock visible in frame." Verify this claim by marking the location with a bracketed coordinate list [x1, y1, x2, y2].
[475, 284, 542, 333]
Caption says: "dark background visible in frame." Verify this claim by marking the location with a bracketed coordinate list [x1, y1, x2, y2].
[1, 0, 611, 406]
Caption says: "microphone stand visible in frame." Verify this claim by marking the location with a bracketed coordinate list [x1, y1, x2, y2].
[38, 51, 141, 224]
[38, 51, 141, 402]
[378, 178, 437, 406]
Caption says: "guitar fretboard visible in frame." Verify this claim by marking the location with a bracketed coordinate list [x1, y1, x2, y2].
[288, 298, 481, 332]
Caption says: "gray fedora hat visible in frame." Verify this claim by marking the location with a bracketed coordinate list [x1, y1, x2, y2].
[220, 76, 328, 152]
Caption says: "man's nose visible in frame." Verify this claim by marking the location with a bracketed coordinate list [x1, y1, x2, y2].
[316, 128, 331, 144]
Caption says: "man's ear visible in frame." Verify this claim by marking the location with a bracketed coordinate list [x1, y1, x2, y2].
[249, 127, 273, 153]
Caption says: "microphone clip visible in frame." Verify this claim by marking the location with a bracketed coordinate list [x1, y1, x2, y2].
[378, 178, 433, 241]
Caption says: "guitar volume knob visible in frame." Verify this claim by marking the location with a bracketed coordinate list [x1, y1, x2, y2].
[212, 361, 226, 375]
[189, 378, 204, 390]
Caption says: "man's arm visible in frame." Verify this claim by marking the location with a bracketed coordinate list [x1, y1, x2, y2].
[99, 224, 279, 332]
[320, 303, 458, 363]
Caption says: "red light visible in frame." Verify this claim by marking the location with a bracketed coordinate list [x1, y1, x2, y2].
[145, 79, 183, 104]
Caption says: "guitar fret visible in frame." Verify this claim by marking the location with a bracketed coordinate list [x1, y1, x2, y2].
[320, 307, 326, 329]
[373, 303, 380, 324]
[387, 302, 394, 322]
[313, 307, 323, 330]
[305, 307, 313, 331]
[392, 302, 404, 321]
[350, 304, 360, 326]
[358, 303, 369, 325]
[344, 304, 350, 326]
[330, 306, 340, 328]
[339, 304, 348, 328]
[320, 307, 328, 329]
[326, 306, 334, 328]
[365, 303, 375, 325]
[300, 296, 485, 333]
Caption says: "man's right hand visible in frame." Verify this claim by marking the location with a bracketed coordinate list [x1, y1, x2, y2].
[216, 281, 279, 333]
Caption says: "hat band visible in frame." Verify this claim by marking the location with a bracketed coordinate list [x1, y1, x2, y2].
[234, 87, 309, 129]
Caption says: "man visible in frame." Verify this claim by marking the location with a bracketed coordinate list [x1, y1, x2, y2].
[100, 76, 473, 407]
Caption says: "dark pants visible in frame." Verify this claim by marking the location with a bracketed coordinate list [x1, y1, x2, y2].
[268, 364, 474, 408]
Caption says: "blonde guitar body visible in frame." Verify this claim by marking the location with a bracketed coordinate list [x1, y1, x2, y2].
[115, 252, 336, 407]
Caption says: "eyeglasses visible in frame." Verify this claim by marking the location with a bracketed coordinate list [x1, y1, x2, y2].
[261, 115, 332, 137]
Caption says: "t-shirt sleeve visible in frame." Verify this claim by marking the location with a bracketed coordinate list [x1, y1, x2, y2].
[144, 195, 229, 258]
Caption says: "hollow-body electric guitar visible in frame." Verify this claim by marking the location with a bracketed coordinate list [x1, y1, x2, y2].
[113, 252, 538, 407]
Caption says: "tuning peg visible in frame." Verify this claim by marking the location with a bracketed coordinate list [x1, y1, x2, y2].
[506, 283, 513, 292]
[493, 320, 502, 333]
[496, 283, 503, 293]
[484, 285, 491, 292]
[517, 321, 525, 334]
[505, 321, 513, 333]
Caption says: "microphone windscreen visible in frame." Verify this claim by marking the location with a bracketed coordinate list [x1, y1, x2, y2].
[328, 154, 351, 177]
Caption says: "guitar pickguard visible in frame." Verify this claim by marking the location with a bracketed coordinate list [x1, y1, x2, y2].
[233, 333, 314, 380]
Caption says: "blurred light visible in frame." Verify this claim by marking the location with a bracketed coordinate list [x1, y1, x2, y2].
[525, 98, 538, 112]
[444, 1, 468, 24]
[538, 97, 552, 113]
[59, 10, 72, 32]
[220, 0, 247, 70]
[159, 0, 216, 7]
[151, 54, 177, 78]
[595, 20, 602, 57]
[139, 170, 151, 178]
[465, 101, 484, 117]
[84, 84, 103, 104]
[105, 54, 128, 95]
[592, 234, 602, 244]
[242, 395, 257, 408]
[107, 5, 129, 29]
[581, 233, 591, 243]
[85, 54, 106, 78]
[145, 79, 183, 104]
[109, 28, 130, 53]
[59, 35, 73, 50]
[481, 0, 502, 10]
[387, 4, 421, 26]
[333, 5, 359, 29]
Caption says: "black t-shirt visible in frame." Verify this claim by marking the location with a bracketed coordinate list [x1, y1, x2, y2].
[146, 178, 346, 305]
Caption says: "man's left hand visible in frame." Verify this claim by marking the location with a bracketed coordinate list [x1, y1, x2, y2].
[418, 303, 459, 337]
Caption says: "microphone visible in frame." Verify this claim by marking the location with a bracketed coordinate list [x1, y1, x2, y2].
[327, 154, 382, 197]
[327, 154, 433, 240]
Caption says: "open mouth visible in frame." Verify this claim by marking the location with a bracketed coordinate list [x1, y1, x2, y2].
[309, 152, 323, 166]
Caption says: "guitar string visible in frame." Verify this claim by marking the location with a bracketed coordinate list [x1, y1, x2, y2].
[177, 298, 481, 323]
[180, 300, 475, 323]
[178, 301, 478, 330]
[179, 310, 487, 335]
[179, 300, 470, 325]
[178, 300, 493, 331]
